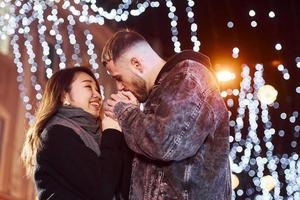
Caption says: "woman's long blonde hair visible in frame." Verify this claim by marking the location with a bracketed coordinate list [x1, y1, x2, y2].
[21, 67, 100, 177]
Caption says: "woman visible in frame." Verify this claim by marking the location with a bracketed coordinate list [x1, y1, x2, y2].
[21, 67, 132, 200]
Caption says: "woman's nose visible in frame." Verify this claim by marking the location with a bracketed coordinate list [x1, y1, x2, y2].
[92, 89, 101, 98]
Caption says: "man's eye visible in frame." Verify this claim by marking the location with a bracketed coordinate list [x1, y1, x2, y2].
[113, 76, 121, 81]
[85, 85, 92, 89]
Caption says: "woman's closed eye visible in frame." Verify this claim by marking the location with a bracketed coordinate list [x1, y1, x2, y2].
[86, 85, 101, 95]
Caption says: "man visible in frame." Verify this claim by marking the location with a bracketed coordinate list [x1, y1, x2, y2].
[102, 29, 232, 200]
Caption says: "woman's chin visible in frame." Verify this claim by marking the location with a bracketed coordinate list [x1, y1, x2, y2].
[83, 108, 99, 118]
[91, 111, 100, 118]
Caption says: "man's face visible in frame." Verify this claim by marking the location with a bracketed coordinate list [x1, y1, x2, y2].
[106, 59, 149, 103]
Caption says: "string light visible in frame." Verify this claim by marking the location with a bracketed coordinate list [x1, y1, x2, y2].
[257, 85, 278, 105]
[67, 14, 82, 67]
[249, 10, 256, 17]
[84, 29, 99, 79]
[228, 64, 288, 199]
[277, 64, 290, 80]
[232, 47, 239, 59]
[268, 11, 276, 18]
[11, 30, 36, 125]
[0, 0, 17, 40]
[230, 65, 253, 174]
[166, 0, 181, 53]
[61, 0, 160, 24]
[275, 43, 282, 51]
[1, 0, 161, 38]
[227, 21, 234, 29]
[186, 0, 200, 52]
[48, 5, 66, 69]
[295, 56, 300, 69]
[37, 0, 53, 79]
[251, 20, 257, 28]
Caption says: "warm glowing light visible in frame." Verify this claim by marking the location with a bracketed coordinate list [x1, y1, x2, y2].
[0, 37, 9, 55]
[275, 43, 282, 51]
[221, 91, 228, 97]
[257, 85, 278, 105]
[227, 21, 234, 28]
[232, 53, 239, 59]
[277, 64, 284, 71]
[232, 47, 239, 54]
[260, 175, 276, 192]
[231, 174, 239, 190]
[216, 70, 236, 82]
[269, 11, 275, 18]
[271, 60, 281, 66]
[249, 10, 256, 17]
[251, 20, 257, 27]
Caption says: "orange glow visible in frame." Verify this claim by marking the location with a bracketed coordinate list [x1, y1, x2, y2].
[213, 60, 239, 84]
[216, 70, 236, 82]
[271, 60, 281, 66]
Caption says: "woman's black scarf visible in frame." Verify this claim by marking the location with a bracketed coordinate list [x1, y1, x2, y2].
[44, 106, 101, 156]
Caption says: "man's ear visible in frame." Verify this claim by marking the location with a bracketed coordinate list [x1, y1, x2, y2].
[130, 57, 143, 73]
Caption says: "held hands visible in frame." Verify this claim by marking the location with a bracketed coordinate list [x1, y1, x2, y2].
[104, 90, 139, 120]
[101, 114, 122, 132]
[100, 103, 122, 131]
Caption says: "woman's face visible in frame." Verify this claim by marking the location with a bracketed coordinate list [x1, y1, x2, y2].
[65, 72, 102, 117]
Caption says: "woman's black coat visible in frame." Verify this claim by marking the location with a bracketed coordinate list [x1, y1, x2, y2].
[34, 125, 133, 200]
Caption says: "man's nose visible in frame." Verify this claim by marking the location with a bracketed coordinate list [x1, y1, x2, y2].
[116, 82, 125, 91]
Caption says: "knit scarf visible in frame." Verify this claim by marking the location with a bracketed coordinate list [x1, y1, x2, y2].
[44, 106, 102, 156]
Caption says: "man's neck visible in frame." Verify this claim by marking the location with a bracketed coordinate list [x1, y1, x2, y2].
[147, 58, 166, 91]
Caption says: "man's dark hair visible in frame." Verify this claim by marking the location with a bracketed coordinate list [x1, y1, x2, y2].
[101, 29, 147, 67]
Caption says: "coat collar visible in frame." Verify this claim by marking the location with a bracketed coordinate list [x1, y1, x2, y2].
[155, 50, 211, 85]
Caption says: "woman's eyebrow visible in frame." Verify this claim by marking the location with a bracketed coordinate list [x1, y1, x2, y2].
[81, 79, 99, 90]
[81, 79, 93, 83]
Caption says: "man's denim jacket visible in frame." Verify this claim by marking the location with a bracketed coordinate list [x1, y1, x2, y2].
[114, 50, 232, 200]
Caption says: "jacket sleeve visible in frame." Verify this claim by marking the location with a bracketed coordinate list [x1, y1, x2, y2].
[114, 71, 218, 162]
[35, 125, 122, 200]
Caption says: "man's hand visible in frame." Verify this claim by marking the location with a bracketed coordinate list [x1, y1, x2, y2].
[120, 90, 139, 105]
[104, 91, 138, 120]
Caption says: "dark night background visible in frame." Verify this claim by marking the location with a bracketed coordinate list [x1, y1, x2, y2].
[99, 0, 300, 199]
[0, 0, 299, 199]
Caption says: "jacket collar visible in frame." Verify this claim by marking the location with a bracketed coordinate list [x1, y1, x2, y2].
[154, 50, 211, 85]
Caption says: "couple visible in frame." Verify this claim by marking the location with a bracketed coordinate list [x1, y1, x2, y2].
[22, 30, 231, 200]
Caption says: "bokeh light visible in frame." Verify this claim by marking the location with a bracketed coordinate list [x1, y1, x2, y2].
[216, 70, 236, 82]
[1, 1, 299, 199]
[257, 85, 278, 105]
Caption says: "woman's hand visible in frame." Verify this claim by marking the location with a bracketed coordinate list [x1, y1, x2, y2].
[101, 114, 122, 132]
[104, 90, 139, 120]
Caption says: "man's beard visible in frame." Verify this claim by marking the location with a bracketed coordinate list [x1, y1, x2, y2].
[131, 74, 148, 103]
